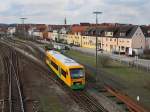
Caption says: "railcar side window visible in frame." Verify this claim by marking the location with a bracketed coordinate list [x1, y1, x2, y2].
[51, 61, 58, 70]
[61, 69, 67, 78]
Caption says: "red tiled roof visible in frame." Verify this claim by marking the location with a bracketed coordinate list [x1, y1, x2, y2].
[71, 26, 89, 34]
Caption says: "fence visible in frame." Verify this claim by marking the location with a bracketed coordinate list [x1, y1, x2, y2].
[73, 48, 150, 73]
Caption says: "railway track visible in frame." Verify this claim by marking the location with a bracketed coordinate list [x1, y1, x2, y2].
[3, 39, 107, 112]
[45, 69, 108, 112]
[0, 99, 4, 112]
[1, 39, 148, 112]
[3, 50, 25, 112]
[69, 90, 108, 112]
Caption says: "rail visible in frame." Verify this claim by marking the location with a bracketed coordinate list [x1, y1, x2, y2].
[3, 51, 25, 112]
[70, 91, 108, 112]
[104, 85, 148, 112]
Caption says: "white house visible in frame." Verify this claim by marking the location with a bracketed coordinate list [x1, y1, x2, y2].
[7, 27, 16, 35]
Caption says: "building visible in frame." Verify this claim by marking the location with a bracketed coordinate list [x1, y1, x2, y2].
[48, 25, 71, 43]
[141, 25, 150, 49]
[67, 25, 89, 46]
[7, 27, 16, 35]
[66, 23, 145, 54]
[28, 24, 48, 39]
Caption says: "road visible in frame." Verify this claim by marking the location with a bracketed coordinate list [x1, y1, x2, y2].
[30, 41, 150, 70]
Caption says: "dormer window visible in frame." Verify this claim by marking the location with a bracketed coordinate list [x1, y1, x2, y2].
[105, 31, 113, 37]
[148, 30, 150, 34]
[120, 32, 126, 37]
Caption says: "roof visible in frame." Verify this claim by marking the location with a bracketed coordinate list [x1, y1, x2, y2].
[70, 26, 89, 34]
[140, 25, 150, 37]
[82, 25, 138, 38]
[48, 25, 71, 31]
[47, 50, 81, 67]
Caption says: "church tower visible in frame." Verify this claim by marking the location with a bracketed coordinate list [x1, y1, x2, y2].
[64, 17, 67, 25]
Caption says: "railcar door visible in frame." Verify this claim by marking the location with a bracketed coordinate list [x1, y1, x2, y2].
[58, 67, 61, 77]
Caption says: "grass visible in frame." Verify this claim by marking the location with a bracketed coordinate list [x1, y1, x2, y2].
[39, 95, 65, 112]
[64, 50, 150, 88]
[104, 61, 150, 83]
[65, 50, 96, 66]
[64, 50, 150, 110]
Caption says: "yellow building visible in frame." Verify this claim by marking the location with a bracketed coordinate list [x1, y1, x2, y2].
[67, 25, 88, 47]
[81, 36, 96, 48]
[67, 25, 145, 54]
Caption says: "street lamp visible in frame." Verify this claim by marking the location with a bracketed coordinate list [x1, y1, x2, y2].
[93, 11, 102, 83]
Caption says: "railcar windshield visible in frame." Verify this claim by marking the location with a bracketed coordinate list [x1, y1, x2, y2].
[70, 68, 84, 79]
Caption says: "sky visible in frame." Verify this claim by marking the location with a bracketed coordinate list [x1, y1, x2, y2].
[0, 0, 150, 25]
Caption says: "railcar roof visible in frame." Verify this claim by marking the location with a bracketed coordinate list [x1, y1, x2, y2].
[47, 50, 82, 67]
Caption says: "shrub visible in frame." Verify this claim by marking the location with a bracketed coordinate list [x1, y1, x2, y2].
[140, 55, 150, 60]
[98, 55, 111, 67]
[144, 49, 150, 55]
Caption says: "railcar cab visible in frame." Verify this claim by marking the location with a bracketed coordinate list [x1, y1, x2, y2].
[69, 67, 85, 90]
[46, 50, 85, 90]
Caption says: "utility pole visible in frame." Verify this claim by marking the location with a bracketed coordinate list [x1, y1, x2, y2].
[93, 11, 102, 83]
[20, 18, 27, 40]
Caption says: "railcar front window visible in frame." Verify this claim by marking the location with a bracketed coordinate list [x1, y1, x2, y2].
[70, 68, 84, 78]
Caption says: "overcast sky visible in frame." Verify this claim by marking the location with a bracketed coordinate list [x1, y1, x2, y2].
[0, 0, 150, 25]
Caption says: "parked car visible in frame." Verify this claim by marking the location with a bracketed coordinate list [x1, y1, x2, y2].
[97, 48, 104, 51]
[64, 46, 70, 50]
[69, 43, 74, 47]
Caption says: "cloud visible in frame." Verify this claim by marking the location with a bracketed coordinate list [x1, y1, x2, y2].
[0, 0, 150, 24]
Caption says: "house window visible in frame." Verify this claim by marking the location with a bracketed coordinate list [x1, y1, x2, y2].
[120, 33, 126, 37]
[110, 45, 113, 49]
[121, 46, 125, 50]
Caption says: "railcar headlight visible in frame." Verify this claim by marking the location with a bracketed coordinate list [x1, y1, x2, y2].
[79, 74, 83, 77]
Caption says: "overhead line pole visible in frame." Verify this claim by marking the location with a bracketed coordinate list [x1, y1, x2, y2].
[93, 11, 102, 83]
[20, 18, 27, 40]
